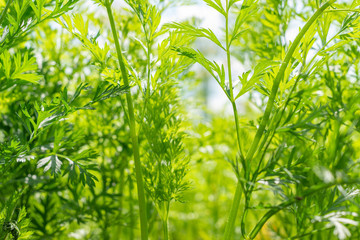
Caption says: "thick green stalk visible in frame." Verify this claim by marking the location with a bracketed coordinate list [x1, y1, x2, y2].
[163, 219, 169, 240]
[224, 1, 335, 239]
[224, 182, 242, 239]
[158, 201, 170, 240]
[104, 1, 148, 239]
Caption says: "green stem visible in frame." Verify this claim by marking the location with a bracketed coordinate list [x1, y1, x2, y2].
[325, 9, 360, 12]
[224, 1, 335, 239]
[118, 155, 126, 238]
[226, 22, 233, 99]
[146, 37, 151, 97]
[240, 194, 249, 238]
[104, 1, 148, 240]
[224, 101, 247, 240]
[160, 201, 170, 240]
[129, 175, 135, 240]
[223, 1, 246, 238]
[232, 102, 245, 161]
[224, 183, 243, 239]
[163, 216, 169, 240]
[0, 0, 13, 26]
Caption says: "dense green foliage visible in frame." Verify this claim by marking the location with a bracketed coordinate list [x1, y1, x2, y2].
[1, 0, 360, 239]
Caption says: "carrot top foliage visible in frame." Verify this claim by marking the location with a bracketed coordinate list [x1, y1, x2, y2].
[1, 0, 360, 239]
